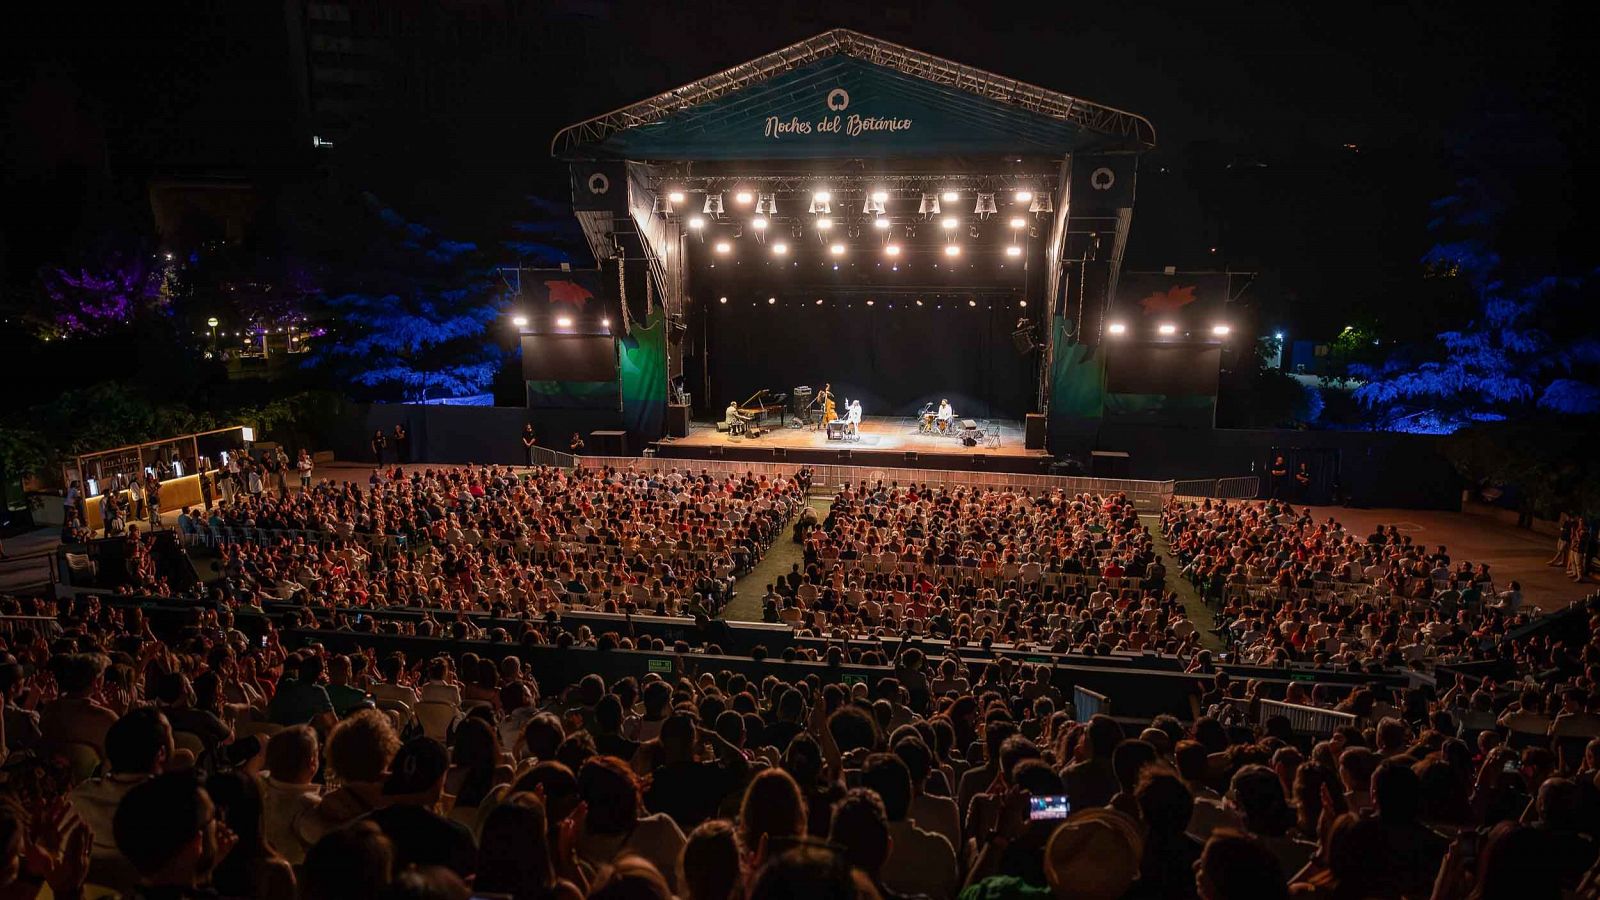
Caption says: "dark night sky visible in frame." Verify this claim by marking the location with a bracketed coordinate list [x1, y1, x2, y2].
[2, 0, 1592, 339]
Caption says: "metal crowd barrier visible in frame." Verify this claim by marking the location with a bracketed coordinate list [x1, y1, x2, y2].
[1073, 685, 1111, 722]
[1171, 476, 1261, 500]
[1255, 698, 1356, 736]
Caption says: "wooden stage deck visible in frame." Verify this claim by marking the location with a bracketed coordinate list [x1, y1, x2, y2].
[649, 416, 1052, 474]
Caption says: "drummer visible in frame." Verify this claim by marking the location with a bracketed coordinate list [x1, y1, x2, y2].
[936, 398, 954, 432]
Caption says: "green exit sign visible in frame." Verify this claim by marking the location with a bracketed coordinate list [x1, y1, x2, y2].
[648, 658, 673, 673]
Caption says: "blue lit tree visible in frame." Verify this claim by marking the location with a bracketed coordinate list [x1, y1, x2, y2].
[1352, 180, 1600, 433]
[312, 195, 506, 402]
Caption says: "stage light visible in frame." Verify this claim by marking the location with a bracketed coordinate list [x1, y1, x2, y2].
[809, 195, 831, 215]
[601, 318, 611, 327]
[1274, 331, 1284, 340]
[942, 190, 959, 203]
[1212, 324, 1231, 336]
[734, 190, 753, 205]
[1029, 193, 1053, 214]
[752, 217, 768, 231]
[915, 299, 923, 306]
[1158, 323, 1177, 335]
[975, 192, 997, 218]
[1006, 245, 1023, 257]
[688, 215, 705, 229]
[1108, 322, 1127, 335]
[1019, 300, 1028, 307]
[871, 190, 888, 203]
[862, 194, 884, 215]
[829, 243, 845, 256]
[703, 193, 724, 215]
[771, 242, 788, 256]
[667, 190, 685, 204]
[866, 299, 875, 306]
[1014, 189, 1034, 203]
[968, 299, 977, 307]
[556, 316, 573, 327]
[945, 244, 962, 257]
[815, 299, 824, 305]
[816, 217, 833, 231]
[885, 243, 901, 257]
[768, 297, 777, 304]
[714, 241, 732, 255]
[512, 315, 529, 327]
[872, 216, 890, 231]
[918, 194, 940, 216]
[719, 296, 728, 303]
[814, 190, 831, 203]
[941, 217, 958, 230]
[1009, 217, 1026, 229]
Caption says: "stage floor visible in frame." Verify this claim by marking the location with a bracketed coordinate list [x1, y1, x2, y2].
[667, 415, 1046, 459]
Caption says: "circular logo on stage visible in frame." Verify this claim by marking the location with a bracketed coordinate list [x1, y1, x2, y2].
[1090, 167, 1116, 191]
[826, 88, 850, 111]
[587, 172, 611, 195]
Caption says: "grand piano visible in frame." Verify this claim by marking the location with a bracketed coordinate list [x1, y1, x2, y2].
[738, 388, 788, 426]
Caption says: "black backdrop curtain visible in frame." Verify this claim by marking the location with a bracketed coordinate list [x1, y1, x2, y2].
[706, 299, 1033, 419]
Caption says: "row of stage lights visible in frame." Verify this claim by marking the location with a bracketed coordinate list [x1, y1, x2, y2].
[663, 187, 1042, 260]
[1107, 321, 1232, 338]
[718, 296, 1025, 309]
[510, 315, 611, 329]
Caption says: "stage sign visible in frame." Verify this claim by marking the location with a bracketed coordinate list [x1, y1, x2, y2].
[570, 163, 628, 213]
[1111, 272, 1229, 325]
[582, 57, 1129, 160]
[1069, 154, 1137, 215]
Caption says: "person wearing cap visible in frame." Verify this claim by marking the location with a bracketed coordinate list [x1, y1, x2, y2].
[360, 737, 476, 880]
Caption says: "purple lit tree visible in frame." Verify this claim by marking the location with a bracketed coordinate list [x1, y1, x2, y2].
[39, 248, 173, 336]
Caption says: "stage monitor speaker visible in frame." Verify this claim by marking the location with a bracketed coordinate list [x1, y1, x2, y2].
[1024, 413, 1047, 450]
[666, 404, 690, 438]
[1090, 450, 1131, 478]
[589, 430, 627, 456]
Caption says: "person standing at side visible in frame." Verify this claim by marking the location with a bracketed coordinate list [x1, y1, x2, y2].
[394, 424, 411, 465]
[371, 429, 388, 465]
[521, 423, 537, 466]
[297, 449, 314, 492]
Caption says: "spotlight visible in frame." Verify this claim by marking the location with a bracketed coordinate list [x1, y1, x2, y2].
[1006, 245, 1022, 257]
[601, 317, 611, 327]
[885, 243, 901, 257]
[714, 241, 732, 255]
[512, 315, 529, 327]
[768, 297, 777, 304]
[771, 242, 788, 256]
[813, 190, 831, 203]
[918, 194, 940, 216]
[829, 243, 846, 256]
[1019, 300, 1028, 307]
[752, 217, 768, 231]
[816, 217, 834, 231]
[734, 190, 753, 205]
[1158, 323, 1177, 335]
[756, 192, 777, 215]
[1212, 325, 1231, 336]
[815, 299, 824, 305]
[941, 217, 958, 230]
[871, 190, 888, 203]
[945, 245, 962, 257]
[688, 215, 705, 229]
[809, 195, 831, 215]
[1108, 322, 1127, 335]
[915, 299, 923, 306]
[1029, 193, 1054, 214]
[1014, 190, 1034, 203]
[862, 195, 884, 215]
[942, 190, 959, 202]
[1009, 217, 1026, 229]
[866, 299, 875, 306]
[719, 296, 728, 303]
[703, 193, 724, 215]
[667, 190, 685, 204]
[967, 299, 977, 307]
[975, 192, 997, 217]
[872, 217, 890, 231]
[556, 316, 573, 327]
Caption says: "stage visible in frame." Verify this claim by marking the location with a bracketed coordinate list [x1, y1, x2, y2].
[649, 415, 1053, 473]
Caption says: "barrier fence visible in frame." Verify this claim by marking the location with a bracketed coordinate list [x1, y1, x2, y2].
[1073, 685, 1111, 722]
[1171, 476, 1261, 500]
[1256, 697, 1356, 736]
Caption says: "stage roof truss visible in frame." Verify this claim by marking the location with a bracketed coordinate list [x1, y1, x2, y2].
[553, 29, 1155, 159]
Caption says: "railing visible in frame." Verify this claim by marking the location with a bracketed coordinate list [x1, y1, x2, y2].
[575, 456, 1176, 508]
[1073, 685, 1111, 722]
[1255, 697, 1356, 736]
[0, 615, 65, 642]
[1171, 476, 1260, 500]
[527, 446, 578, 468]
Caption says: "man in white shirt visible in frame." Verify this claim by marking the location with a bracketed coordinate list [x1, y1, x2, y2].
[260, 725, 321, 864]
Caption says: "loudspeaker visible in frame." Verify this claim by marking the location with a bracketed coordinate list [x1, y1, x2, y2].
[1024, 413, 1047, 450]
[666, 404, 690, 437]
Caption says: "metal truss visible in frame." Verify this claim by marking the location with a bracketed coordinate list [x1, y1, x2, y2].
[644, 172, 1058, 195]
[552, 28, 1155, 158]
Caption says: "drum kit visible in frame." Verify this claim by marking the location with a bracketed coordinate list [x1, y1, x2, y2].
[916, 403, 991, 446]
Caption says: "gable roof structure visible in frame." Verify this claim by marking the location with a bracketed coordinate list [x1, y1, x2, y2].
[553, 29, 1155, 161]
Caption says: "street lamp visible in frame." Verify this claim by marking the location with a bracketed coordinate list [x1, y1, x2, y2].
[206, 317, 218, 350]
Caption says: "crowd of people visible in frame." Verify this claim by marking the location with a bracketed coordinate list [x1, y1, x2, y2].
[3, 593, 1600, 900]
[1164, 498, 1539, 669]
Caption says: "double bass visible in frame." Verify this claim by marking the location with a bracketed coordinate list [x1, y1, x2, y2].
[816, 383, 836, 427]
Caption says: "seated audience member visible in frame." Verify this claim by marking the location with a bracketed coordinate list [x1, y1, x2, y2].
[1194, 830, 1289, 900]
[301, 709, 400, 844]
[298, 821, 395, 900]
[112, 772, 230, 900]
[363, 737, 477, 879]
[71, 707, 174, 891]
[575, 755, 687, 892]
[861, 752, 959, 900]
[679, 819, 745, 900]
[205, 770, 296, 900]
[259, 724, 321, 864]
[475, 792, 587, 900]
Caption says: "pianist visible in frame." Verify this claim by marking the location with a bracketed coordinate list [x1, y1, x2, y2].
[724, 400, 750, 435]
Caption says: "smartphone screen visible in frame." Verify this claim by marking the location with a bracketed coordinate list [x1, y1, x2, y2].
[1029, 794, 1071, 821]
